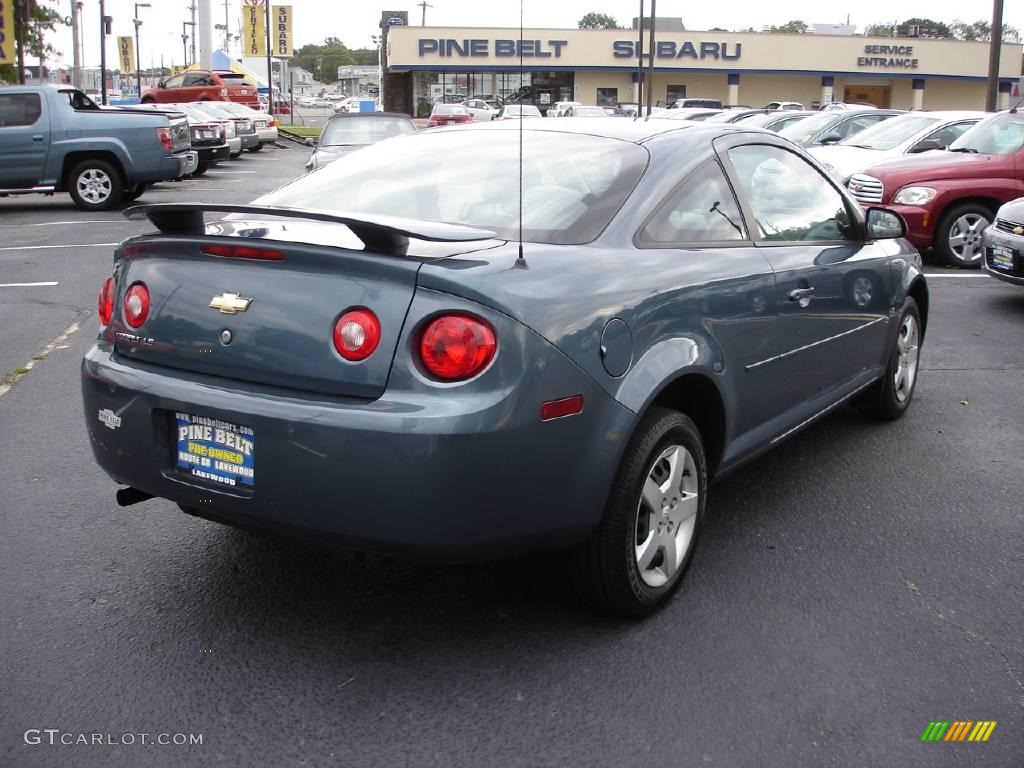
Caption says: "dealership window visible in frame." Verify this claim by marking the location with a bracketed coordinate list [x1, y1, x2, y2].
[596, 88, 618, 107]
[667, 84, 686, 104]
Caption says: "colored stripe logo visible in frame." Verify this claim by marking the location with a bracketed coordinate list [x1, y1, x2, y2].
[921, 721, 996, 742]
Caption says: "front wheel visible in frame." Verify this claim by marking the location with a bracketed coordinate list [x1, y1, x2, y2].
[574, 408, 707, 617]
[934, 203, 991, 268]
[856, 297, 922, 420]
[67, 160, 123, 211]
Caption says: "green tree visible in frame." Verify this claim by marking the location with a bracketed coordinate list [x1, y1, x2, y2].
[288, 40, 356, 82]
[349, 48, 379, 66]
[952, 19, 1020, 42]
[768, 20, 808, 34]
[866, 18, 954, 38]
[578, 12, 621, 29]
[0, 2, 64, 84]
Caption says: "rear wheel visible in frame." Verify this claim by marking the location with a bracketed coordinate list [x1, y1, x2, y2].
[574, 408, 706, 617]
[856, 297, 922, 420]
[193, 163, 209, 177]
[67, 160, 123, 211]
[934, 203, 991, 268]
[123, 183, 147, 203]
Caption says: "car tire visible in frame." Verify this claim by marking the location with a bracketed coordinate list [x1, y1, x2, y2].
[193, 163, 209, 177]
[934, 203, 992, 268]
[123, 183, 147, 203]
[247, 145, 263, 153]
[140, 97, 155, 104]
[856, 297, 922, 421]
[229, 152, 242, 161]
[574, 407, 707, 617]
[67, 159, 123, 212]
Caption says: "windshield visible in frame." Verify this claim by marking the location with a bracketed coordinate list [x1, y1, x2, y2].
[320, 117, 415, 146]
[190, 103, 232, 120]
[572, 107, 607, 117]
[948, 113, 1024, 155]
[779, 113, 836, 144]
[704, 111, 749, 123]
[433, 105, 467, 115]
[738, 112, 786, 128]
[260, 129, 648, 245]
[838, 114, 938, 150]
[505, 106, 541, 117]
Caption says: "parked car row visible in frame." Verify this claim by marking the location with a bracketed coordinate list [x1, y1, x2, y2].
[0, 85, 282, 211]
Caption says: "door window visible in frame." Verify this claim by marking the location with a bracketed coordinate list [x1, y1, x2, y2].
[164, 75, 185, 88]
[639, 161, 746, 244]
[913, 120, 976, 151]
[596, 88, 618, 107]
[0, 94, 42, 127]
[728, 144, 856, 243]
[837, 113, 886, 138]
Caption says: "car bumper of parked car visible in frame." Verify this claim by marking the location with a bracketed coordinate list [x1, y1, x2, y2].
[238, 133, 259, 150]
[81, 339, 634, 562]
[134, 151, 197, 183]
[227, 137, 242, 156]
[981, 226, 1024, 286]
[256, 127, 278, 144]
[196, 144, 231, 164]
[879, 203, 936, 250]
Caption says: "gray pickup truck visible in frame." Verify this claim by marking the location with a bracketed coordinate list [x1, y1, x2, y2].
[0, 85, 197, 211]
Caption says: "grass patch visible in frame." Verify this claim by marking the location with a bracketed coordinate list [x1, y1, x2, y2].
[31, 354, 46, 361]
[279, 125, 321, 139]
[14, 367, 30, 375]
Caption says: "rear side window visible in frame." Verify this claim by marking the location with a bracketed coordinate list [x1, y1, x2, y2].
[639, 161, 746, 245]
[0, 94, 42, 127]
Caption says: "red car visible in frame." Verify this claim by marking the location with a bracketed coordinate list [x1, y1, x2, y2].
[141, 70, 259, 108]
[846, 111, 1024, 267]
[428, 104, 473, 128]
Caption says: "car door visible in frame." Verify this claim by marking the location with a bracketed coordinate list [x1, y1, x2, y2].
[0, 92, 49, 188]
[635, 156, 781, 442]
[180, 72, 210, 102]
[721, 137, 893, 416]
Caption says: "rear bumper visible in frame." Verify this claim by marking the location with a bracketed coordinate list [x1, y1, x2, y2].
[134, 151, 195, 183]
[255, 127, 278, 144]
[196, 144, 230, 164]
[81, 308, 634, 562]
[238, 133, 259, 150]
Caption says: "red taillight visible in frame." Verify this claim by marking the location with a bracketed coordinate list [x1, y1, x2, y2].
[98, 277, 115, 326]
[418, 314, 496, 381]
[123, 282, 150, 328]
[200, 243, 284, 261]
[220, 88, 229, 98]
[268, 119, 278, 127]
[333, 308, 381, 361]
[156, 126, 173, 151]
[540, 395, 584, 421]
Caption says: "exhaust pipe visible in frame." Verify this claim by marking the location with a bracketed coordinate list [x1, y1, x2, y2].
[116, 486, 154, 507]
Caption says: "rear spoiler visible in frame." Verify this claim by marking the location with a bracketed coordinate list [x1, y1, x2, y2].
[124, 203, 497, 256]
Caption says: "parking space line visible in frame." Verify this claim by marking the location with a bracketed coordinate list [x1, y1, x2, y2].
[924, 273, 989, 278]
[0, 315, 85, 399]
[0, 282, 59, 287]
[0, 242, 116, 252]
[0, 220, 116, 228]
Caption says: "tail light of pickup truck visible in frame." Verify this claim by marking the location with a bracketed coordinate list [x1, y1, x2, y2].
[156, 127, 173, 152]
[220, 88, 229, 99]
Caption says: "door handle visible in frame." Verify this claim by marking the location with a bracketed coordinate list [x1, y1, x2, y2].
[788, 287, 815, 305]
[32, 134, 44, 142]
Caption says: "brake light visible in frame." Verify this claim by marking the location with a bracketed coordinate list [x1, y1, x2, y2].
[124, 282, 150, 328]
[98, 277, 115, 326]
[200, 243, 284, 261]
[156, 126, 173, 151]
[418, 314, 496, 381]
[269, 119, 278, 127]
[333, 308, 381, 361]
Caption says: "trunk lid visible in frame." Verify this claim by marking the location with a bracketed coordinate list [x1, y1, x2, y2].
[110, 217, 503, 399]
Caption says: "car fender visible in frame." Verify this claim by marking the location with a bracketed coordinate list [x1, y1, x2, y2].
[613, 334, 724, 415]
[50, 136, 135, 185]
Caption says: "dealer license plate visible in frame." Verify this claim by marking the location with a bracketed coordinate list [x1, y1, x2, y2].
[990, 245, 1015, 271]
[240, 89, 250, 95]
[175, 412, 254, 488]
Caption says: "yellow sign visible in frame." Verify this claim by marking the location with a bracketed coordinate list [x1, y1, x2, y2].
[0, 0, 15, 65]
[271, 6, 293, 59]
[117, 36, 135, 75]
[171, 65, 187, 76]
[242, 2, 266, 57]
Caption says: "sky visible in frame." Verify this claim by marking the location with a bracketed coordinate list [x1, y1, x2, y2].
[51, 0, 1022, 71]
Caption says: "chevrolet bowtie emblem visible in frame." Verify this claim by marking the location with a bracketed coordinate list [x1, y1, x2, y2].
[1013, 226, 1024, 235]
[209, 293, 252, 314]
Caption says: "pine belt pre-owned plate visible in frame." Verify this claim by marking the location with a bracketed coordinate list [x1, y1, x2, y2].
[175, 412, 255, 488]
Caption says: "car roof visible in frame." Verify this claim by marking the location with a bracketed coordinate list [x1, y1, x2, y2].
[325, 112, 412, 120]
[433, 116, 744, 145]
[893, 110, 985, 120]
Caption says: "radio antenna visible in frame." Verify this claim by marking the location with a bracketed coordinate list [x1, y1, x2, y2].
[515, 0, 528, 268]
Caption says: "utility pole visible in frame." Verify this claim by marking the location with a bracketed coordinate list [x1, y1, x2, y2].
[636, 0, 644, 110]
[190, 0, 197, 68]
[71, 1, 83, 89]
[645, 0, 656, 116]
[16, 0, 28, 84]
[224, 0, 230, 51]
[182, 21, 194, 67]
[134, 4, 150, 99]
[265, 0, 273, 114]
[417, 1, 432, 26]
[986, 0, 1005, 111]
[99, 0, 110, 104]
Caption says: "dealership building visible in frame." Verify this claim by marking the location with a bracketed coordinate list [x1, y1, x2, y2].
[381, 25, 1022, 116]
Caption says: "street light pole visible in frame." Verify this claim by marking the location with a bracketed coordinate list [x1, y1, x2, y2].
[134, 3, 150, 100]
[986, 0, 1005, 111]
[182, 21, 195, 67]
[99, 0, 108, 104]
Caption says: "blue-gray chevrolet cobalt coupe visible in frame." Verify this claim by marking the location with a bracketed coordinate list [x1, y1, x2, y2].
[82, 119, 927, 616]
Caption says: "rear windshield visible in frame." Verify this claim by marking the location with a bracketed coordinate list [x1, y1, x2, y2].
[572, 106, 607, 116]
[839, 114, 938, 150]
[433, 105, 467, 115]
[320, 117, 416, 146]
[505, 106, 541, 117]
[260, 129, 648, 245]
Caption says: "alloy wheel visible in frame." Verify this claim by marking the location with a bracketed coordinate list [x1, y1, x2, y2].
[77, 169, 113, 205]
[947, 213, 988, 264]
[634, 444, 700, 588]
[894, 314, 920, 403]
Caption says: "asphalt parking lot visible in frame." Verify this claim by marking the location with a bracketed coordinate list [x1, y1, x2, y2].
[1, 142, 1022, 767]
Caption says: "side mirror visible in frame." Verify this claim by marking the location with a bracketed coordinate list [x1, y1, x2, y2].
[909, 138, 942, 154]
[865, 207, 907, 240]
[158, 81, 166, 89]
[820, 132, 843, 145]
[304, 137, 316, 147]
